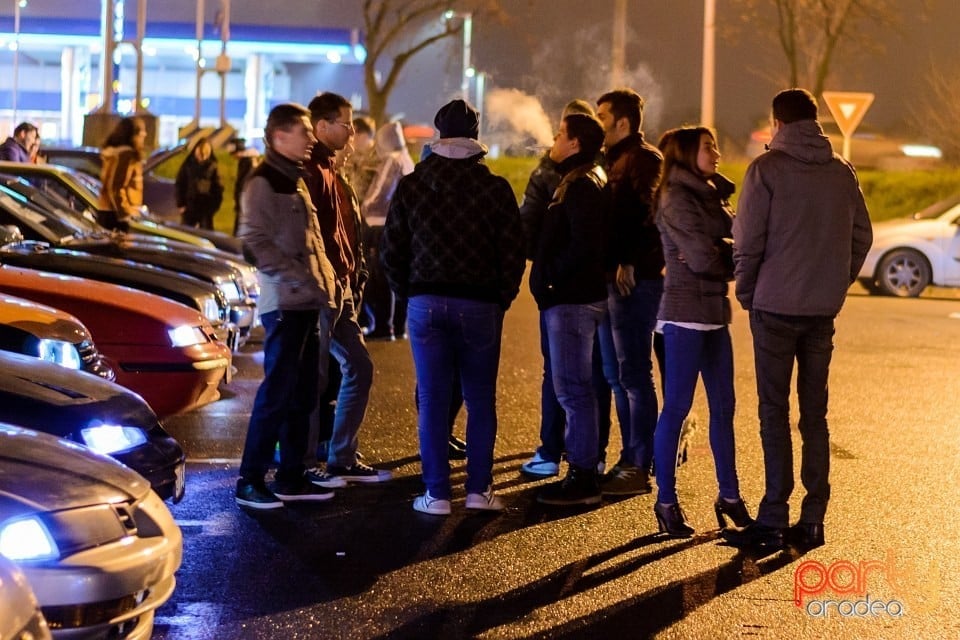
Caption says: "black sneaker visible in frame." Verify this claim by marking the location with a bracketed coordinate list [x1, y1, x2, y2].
[537, 466, 602, 506]
[305, 466, 348, 488]
[327, 461, 393, 483]
[236, 479, 283, 509]
[270, 478, 335, 502]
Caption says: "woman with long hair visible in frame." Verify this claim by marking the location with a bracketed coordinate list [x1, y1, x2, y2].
[651, 126, 752, 537]
[99, 116, 147, 230]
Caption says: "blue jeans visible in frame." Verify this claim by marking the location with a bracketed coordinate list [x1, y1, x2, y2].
[536, 311, 619, 467]
[654, 324, 738, 504]
[326, 281, 374, 467]
[534, 312, 567, 463]
[543, 301, 606, 471]
[750, 310, 835, 528]
[607, 279, 662, 469]
[408, 295, 504, 500]
[240, 308, 323, 484]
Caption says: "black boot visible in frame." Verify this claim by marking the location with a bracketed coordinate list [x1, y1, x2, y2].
[654, 502, 695, 538]
[537, 466, 601, 506]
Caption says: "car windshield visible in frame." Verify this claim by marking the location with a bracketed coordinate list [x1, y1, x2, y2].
[0, 185, 92, 243]
[913, 194, 960, 220]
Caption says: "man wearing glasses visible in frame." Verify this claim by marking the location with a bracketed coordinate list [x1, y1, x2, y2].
[303, 92, 391, 486]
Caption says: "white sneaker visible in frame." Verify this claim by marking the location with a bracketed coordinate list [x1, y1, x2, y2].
[520, 452, 560, 477]
[465, 485, 505, 511]
[413, 491, 451, 515]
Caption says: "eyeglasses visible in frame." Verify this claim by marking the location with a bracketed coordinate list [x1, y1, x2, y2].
[327, 120, 355, 133]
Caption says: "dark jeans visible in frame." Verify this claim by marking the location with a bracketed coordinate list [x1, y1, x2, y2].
[543, 301, 607, 471]
[607, 279, 662, 469]
[408, 295, 504, 499]
[750, 310, 835, 528]
[240, 308, 323, 484]
[654, 324, 738, 504]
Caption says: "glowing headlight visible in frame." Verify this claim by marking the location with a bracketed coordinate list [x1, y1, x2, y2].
[36, 338, 82, 370]
[0, 517, 59, 561]
[80, 425, 147, 454]
[201, 295, 221, 323]
[218, 281, 242, 303]
[168, 325, 207, 347]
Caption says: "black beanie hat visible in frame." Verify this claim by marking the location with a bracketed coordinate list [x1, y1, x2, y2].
[434, 99, 480, 139]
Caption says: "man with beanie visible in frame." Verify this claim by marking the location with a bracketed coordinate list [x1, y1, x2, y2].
[530, 112, 611, 506]
[382, 99, 525, 515]
[303, 92, 390, 486]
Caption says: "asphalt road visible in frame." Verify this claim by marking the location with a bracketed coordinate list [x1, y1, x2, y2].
[155, 282, 960, 639]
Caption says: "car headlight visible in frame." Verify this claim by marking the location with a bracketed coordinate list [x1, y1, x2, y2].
[168, 325, 207, 347]
[201, 294, 222, 323]
[218, 281, 242, 303]
[80, 424, 148, 454]
[0, 516, 59, 561]
[36, 338, 82, 370]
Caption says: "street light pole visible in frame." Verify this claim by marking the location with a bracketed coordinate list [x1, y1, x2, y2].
[12, 0, 24, 124]
[701, 0, 716, 128]
[443, 10, 472, 102]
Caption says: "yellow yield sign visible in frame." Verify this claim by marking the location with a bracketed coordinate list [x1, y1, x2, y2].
[822, 91, 875, 161]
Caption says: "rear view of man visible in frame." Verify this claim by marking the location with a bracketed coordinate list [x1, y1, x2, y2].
[725, 88, 872, 551]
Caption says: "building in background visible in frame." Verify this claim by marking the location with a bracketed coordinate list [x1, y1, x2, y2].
[0, 7, 367, 147]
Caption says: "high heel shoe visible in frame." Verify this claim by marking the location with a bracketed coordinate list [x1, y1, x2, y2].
[714, 497, 754, 529]
[654, 502, 695, 538]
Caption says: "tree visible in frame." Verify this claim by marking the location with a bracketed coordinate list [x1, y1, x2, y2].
[912, 66, 960, 163]
[361, 0, 504, 127]
[727, 0, 901, 98]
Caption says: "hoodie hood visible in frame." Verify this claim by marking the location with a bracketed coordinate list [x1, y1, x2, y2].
[768, 120, 834, 165]
[375, 122, 407, 155]
[430, 137, 488, 160]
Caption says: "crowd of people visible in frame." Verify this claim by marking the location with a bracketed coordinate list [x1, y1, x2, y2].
[3, 86, 871, 552]
[232, 86, 873, 554]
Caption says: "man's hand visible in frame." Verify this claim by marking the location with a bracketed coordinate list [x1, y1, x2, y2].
[615, 264, 636, 296]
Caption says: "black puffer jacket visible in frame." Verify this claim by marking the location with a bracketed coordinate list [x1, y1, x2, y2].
[656, 166, 736, 325]
[381, 148, 525, 310]
[175, 154, 223, 217]
[529, 152, 610, 310]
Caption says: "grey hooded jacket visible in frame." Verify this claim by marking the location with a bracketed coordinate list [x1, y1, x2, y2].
[733, 119, 873, 316]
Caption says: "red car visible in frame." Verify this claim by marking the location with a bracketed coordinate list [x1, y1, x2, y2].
[0, 265, 231, 417]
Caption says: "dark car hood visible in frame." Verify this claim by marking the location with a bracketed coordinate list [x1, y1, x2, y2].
[0, 423, 149, 513]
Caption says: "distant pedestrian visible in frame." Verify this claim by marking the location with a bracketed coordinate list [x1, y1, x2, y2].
[724, 88, 873, 551]
[235, 103, 338, 509]
[362, 121, 414, 340]
[651, 125, 751, 538]
[99, 116, 148, 231]
[230, 137, 261, 236]
[0, 122, 38, 163]
[344, 116, 379, 202]
[382, 99, 525, 515]
[175, 137, 224, 230]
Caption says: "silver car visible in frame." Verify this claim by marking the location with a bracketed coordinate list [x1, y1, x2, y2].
[0, 423, 182, 639]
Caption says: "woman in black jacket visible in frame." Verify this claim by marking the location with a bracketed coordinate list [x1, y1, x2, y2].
[651, 126, 751, 537]
[176, 137, 223, 230]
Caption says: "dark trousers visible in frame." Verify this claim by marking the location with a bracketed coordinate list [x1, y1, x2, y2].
[750, 310, 835, 528]
[240, 309, 322, 484]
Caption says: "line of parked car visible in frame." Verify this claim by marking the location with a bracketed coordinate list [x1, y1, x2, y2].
[0, 148, 255, 638]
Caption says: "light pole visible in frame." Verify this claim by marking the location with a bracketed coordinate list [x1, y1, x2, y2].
[701, 0, 716, 128]
[443, 10, 472, 101]
[12, 0, 25, 124]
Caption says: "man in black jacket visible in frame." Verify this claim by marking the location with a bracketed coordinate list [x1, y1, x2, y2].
[595, 88, 664, 496]
[531, 113, 610, 506]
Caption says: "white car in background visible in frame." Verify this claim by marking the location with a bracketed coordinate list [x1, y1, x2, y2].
[858, 194, 960, 297]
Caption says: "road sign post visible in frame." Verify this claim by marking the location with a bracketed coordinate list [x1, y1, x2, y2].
[822, 91, 875, 161]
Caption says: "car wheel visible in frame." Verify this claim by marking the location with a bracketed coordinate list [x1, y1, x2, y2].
[876, 249, 931, 297]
